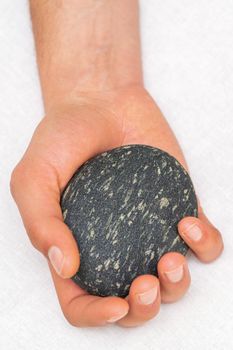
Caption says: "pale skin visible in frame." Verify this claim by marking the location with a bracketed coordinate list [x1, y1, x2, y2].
[10, 0, 224, 327]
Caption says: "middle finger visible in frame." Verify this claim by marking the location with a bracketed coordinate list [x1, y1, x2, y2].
[117, 274, 161, 327]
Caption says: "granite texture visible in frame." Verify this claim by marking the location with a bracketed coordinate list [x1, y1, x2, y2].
[60, 144, 198, 297]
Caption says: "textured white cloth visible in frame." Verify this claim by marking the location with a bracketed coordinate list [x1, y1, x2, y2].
[0, 0, 233, 349]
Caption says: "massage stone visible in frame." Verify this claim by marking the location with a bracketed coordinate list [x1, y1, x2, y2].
[60, 144, 198, 297]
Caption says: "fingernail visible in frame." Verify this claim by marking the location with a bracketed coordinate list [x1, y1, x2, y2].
[48, 246, 64, 276]
[164, 265, 184, 283]
[184, 224, 202, 241]
[136, 286, 158, 305]
[107, 310, 128, 323]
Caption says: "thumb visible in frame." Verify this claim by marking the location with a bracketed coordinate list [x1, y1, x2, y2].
[10, 162, 80, 278]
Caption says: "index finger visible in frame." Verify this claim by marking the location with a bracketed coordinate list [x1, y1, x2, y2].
[10, 161, 80, 278]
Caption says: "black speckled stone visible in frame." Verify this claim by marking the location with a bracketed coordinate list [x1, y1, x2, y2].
[60, 144, 198, 297]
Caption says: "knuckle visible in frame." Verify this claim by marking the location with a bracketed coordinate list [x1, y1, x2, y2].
[10, 164, 22, 198]
[198, 239, 224, 263]
[215, 227, 224, 243]
[62, 299, 83, 328]
[162, 288, 187, 303]
[212, 233, 224, 260]
[26, 219, 46, 254]
[131, 304, 160, 323]
[10, 161, 31, 199]
[63, 312, 77, 327]
[62, 308, 84, 328]
[213, 229, 223, 248]
[144, 305, 160, 319]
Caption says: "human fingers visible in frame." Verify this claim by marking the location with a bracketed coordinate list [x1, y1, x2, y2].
[10, 160, 80, 278]
[10, 109, 122, 278]
[177, 204, 224, 263]
[49, 263, 129, 327]
[157, 252, 191, 303]
[116, 274, 161, 327]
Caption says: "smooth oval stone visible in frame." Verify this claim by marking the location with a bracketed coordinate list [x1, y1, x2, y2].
[60, 144, 198, 297]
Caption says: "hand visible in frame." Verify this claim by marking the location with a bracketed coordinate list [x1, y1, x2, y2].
[10, 85, 224, 328]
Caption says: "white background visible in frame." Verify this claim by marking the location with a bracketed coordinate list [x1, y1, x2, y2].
[0, 0, 233, 349]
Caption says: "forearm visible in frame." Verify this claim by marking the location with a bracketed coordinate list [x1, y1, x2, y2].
[29, 0, 143, 113]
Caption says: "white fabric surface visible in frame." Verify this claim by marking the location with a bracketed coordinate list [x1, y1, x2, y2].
[1, 0, 233, 349]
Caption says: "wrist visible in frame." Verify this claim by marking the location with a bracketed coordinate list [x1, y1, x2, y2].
[30, 0, 143, 114]
[45, 83, 147, 124]
[45, 82, 144, 117]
